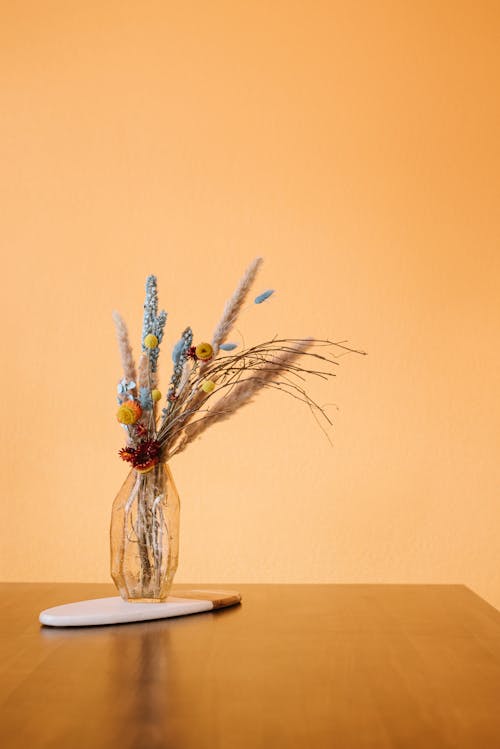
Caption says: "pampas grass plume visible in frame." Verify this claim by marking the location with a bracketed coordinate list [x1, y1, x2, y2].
[173, 338, 312, 455]
[112, 311, 137, 386]
[211, 257, 263, 355]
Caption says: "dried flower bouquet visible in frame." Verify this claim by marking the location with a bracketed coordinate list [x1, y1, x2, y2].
[110, 258, 364, 601]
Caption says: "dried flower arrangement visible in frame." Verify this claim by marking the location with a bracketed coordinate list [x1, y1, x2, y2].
[109, 257, 364, 602]
[112, 257, 364, 472]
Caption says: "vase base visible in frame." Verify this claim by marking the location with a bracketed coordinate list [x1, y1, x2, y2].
[125, 596, 168, 604]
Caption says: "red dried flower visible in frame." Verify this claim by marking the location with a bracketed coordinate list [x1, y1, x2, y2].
[118, 440, 162, 472]
[134, 423, 148, 437]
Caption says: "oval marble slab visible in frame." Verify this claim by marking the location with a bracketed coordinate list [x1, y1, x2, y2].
[39, 589, 241, 627]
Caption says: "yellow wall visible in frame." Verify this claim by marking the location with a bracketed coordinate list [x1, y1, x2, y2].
[2, 1, 499, 607]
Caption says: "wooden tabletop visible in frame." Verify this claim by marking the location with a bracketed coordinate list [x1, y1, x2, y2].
[2, 583, 500, 748]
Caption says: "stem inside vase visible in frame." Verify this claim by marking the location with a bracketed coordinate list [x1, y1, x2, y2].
[111, 463, 180, 602]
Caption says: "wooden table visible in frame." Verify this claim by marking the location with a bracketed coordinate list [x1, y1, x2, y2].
[2, 584, 500, 748]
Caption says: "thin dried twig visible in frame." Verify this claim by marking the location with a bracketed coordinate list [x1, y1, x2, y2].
[166, 339, 312, 457]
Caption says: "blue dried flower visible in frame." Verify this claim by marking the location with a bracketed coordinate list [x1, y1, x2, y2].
[142, 275, 167, 372]
[172, 338, 184, 364]
[254, 289, 274, 304]
[166, 327, 193, 404]
[117, 378, 136, 402]
[139, 387, 153, 411]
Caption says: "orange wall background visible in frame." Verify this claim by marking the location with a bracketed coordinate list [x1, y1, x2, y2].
[1, 1, 499, 607]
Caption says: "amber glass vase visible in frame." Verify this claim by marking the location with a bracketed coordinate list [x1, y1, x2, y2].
[110, 462, 180, 602]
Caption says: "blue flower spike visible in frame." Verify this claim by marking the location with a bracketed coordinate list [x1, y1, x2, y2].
[254, 289, 275, 304]
[139, 387, 153, 411]
[142, 275, 167, 373]
[172, 338, 185, 364]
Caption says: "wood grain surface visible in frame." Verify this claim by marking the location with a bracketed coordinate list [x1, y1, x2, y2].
[2, 584, 500, 748]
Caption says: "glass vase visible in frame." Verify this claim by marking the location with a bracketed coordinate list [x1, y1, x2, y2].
[110, 462, 180, 602]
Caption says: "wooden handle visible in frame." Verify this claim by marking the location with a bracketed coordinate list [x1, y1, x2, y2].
[174, 589, 242, 610]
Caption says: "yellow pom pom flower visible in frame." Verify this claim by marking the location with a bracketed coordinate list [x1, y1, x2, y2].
[201, 380, 215, 394]
[151, 389, 162, 402]
[195, 342, 213, 361]
[116, 400, 142, 425]
[144, 334, 159, 349]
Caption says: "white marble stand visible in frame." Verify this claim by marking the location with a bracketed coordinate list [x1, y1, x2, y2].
[39, 589, 241, 627]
